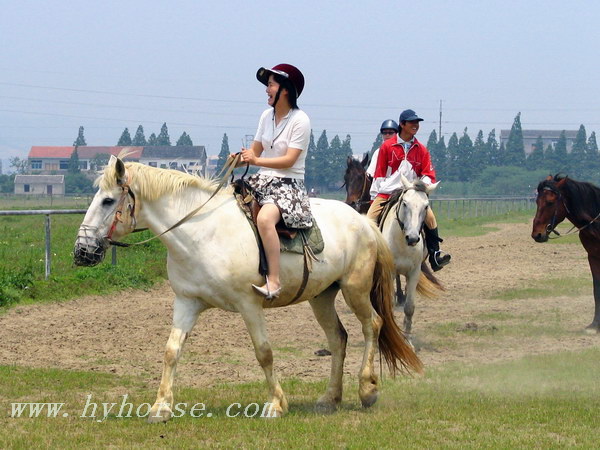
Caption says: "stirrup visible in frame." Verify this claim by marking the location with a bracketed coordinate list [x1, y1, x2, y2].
[252, 277, 281, 300]
[430, 251, 451, 272]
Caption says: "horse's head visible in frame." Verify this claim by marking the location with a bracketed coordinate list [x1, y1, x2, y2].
[74, 156, 138, 266]
[531, 175, 568, 243]
[395, 175, 439, 246]
[344, 154, 372, 214]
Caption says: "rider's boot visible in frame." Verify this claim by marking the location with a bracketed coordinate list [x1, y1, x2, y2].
[424, 226, 451, 272]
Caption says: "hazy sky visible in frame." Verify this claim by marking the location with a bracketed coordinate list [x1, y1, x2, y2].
[2, 0, 599, 167]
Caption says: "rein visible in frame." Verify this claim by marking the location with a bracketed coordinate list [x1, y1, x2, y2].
[107, 154, 243, 247]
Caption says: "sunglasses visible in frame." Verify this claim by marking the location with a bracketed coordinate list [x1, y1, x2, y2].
[381, 130, 396, 136]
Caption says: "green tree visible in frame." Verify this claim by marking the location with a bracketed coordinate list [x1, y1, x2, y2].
[215, 133, 230, 175]
[569, 124, 587, 178]
[117, 128, 132, 146]
[585, 132, 600, 182]
[0, 174, 15, 193]
[428, 129, 446, 178]
[526, 135, 545, 171]
[486, 129, 501, 166]
[157, 122, 171, 146]
[176, 132, 194, 146]
[325, 135, 345, 188]
[73, 126, 87, 146]
[445, 132, 460, 181]
[148, 133, 158, 146]
[551, 131, 568, 173]
[305, 130, 318, 189]
[434, 136, 447, 179]
[65, 172, 94, 194]
[456, 128, 474, 181]
[68, 148, 80, 173]
[132, 125, 147, 146]
[341, 134, 353, 158]
[314, 130, 330, 190]
[370, 133, 383, 156]
[505, 113, 525, 166]
[471, 130, 487, 176]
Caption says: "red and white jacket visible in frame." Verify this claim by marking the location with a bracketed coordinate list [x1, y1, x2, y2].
[370, 136, 436, 200]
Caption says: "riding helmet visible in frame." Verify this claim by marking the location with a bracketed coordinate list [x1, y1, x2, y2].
[380, 119, 399, 133]
[256, 64, 305, 98]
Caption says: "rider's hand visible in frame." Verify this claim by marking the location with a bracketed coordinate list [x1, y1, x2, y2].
[240, 148, 257, 165]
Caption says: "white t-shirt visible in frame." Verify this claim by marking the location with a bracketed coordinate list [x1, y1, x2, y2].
[254, 108, 311, 179]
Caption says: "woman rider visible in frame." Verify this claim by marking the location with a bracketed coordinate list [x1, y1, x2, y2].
[240, 64, 312, 299]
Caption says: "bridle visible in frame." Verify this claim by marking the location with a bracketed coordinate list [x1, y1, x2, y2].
[106, 181, 137, 245]
[393, 187, 427, 233]
[345, 169, 371, 212]
[541, 185, 600, 238]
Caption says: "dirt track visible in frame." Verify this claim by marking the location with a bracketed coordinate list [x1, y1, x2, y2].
[0, 221, 598, 388]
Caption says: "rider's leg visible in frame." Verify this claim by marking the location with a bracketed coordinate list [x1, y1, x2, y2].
[255, 203, 282, 293]
[424, 209, 451, 271]
[366, 196, 386, 223]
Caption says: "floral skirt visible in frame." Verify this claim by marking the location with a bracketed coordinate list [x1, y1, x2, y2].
[246, 173, 313, 229]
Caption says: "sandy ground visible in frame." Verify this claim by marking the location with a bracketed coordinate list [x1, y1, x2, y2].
[0, 221, 598, 388]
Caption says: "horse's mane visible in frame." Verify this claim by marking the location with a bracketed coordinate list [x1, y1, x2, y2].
[542, 174, 600, 235]
[386, 180, 429, 205]
[96, 161, 224, 201]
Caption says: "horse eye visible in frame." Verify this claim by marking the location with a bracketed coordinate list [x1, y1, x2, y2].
[102, 198, 115, 206]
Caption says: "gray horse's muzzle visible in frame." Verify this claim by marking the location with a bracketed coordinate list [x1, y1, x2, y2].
[73, 226, 109, 266]
[73, 240, 107, 266]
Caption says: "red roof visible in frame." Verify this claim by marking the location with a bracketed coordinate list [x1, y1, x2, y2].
[76, 146, 143, 159]
[28, 146, 143, 159]
[29, 146, 74, 158]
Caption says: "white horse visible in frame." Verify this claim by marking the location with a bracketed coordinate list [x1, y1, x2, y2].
[379, 175, 444, 338]
[73, 156, 422, 422]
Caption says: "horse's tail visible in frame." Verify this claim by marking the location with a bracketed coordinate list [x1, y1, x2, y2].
[416, 262, 445, 299]
[368, 221, 424, 376]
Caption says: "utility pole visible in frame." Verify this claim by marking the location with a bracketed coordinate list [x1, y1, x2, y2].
[439, 100, 443, 139]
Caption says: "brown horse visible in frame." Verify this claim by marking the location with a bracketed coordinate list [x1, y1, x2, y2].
[531, 174, 600, 333]
[343, 154, 372, 214]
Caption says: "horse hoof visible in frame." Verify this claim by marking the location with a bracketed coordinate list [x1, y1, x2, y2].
[360, 390, 379, 408]
[263, 405, 284, 419]
[584, 325, 600, 335]
[147, 411, 171, 423]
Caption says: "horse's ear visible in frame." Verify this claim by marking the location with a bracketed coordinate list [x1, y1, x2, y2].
[115, 157, 127, 186]
[360, 153, 369, 168]
[400, 174, 412, 189]
[545, 174, 553, 181]
[426, 181, 440, 195]
[556, 177, 568, 188]
[347, 155, 353, 165]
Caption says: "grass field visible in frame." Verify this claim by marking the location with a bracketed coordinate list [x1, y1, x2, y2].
[2, 348, 599, 448]
[0, 203, 578, 310]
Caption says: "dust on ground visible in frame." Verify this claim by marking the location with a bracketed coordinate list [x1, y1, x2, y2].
[0, 221, 597, 388]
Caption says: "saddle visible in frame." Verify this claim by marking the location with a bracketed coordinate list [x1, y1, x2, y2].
[232, 179, 323, 302]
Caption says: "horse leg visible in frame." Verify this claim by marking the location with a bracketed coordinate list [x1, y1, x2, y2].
[395, 273, 406, 307]
[402, 268, 420, 342]
[340, 283, 382, 408]
[238, 301, 287, 417]
[585, 255, 600, 333]
[308, 286, 347, 414]
[149, 296, 207, 423]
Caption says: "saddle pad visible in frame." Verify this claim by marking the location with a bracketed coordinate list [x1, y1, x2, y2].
[279, 223, 324, 255]
[234, 188, 324, 255]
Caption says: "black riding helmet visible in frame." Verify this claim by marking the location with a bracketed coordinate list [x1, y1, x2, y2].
[380, 119, 399, 133]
